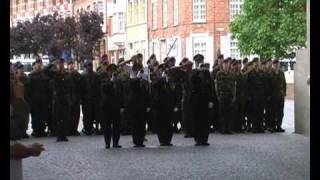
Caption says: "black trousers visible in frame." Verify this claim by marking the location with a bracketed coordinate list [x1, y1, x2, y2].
[182, 96, 194, 135]
[249, 96, 265, 131]
[219, 98, 233, 133]
[53, 102, 68, 139]
[192, 97, 209, 144]
[130, 108, 146, 146]
[82, 101, 96, 134]
[264, 99, 273, 129]
[155, 109, 173, 145]
[272, 97, 285, 129]
[30, 101, 48, 135]
[104, 108, 121, 146]
[67, 103, 80, 135]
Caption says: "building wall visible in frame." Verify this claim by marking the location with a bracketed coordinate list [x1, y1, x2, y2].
[126, 0, 148, 64]
[107, 0, 126, 64]
[10, 0, 72, 26]
[147, 0, 229, 66]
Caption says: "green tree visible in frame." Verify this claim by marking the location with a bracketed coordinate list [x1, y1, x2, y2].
[74, 11, 104, 62]
[230, 0, 306, 59]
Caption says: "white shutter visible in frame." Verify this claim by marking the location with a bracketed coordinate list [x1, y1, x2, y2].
[186, 37, 192, 60]
[206, 36, 214, 65]
[220, 34, 231, 58]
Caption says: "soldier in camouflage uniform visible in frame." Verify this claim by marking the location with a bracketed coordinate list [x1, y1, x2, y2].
[211, 54, 224, 132]
[247, 58, 265, 133]
[216, 58, 236, 134]
[65, 61, 82, 136]
[232, 60, 247, 132]
[50, 59, 69, 142]
[271, 60, 286, 132]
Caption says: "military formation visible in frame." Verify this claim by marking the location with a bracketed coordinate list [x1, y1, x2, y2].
[10, 53, 287, 148]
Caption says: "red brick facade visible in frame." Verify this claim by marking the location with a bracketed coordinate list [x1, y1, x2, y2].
[147, 0, 229, 64]
[10, 0, 71, 26]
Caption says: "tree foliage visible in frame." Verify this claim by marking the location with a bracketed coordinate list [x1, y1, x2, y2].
[230, 0, 306, 59]
[10, 11, 104, 62]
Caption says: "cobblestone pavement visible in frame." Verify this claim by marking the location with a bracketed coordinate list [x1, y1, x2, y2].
[20, 100, 309, 180]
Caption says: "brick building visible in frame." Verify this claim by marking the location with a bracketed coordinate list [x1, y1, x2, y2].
[147, 0, 229, 65]
[10, 0, 72, 27]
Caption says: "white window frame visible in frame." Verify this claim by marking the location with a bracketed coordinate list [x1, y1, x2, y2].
[173, 0, 179, 26]
[152, 1, 157, 30]
[119, 12, 125, 33]
[230, 0, 243, 21]
[193, 0, 206, 23]
[192, 36, 207, 60]
[162, 0, 168, 28]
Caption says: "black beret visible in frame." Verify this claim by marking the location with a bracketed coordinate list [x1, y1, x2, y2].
[106, 64, 117, 72]
[242, 58, 248, 64]
[193, 54, 204, 62]
[261, 59, 267, 64]
[67, 60, 74, 65]
[273, 59, 280, 64]
[14, 61, 24, 69]
[200, 63, 210, 68]
[84, 60, 93, 67]
[179, 57, 189, 66]
[218, 54, 224, 59]
[252, 57, 259, 63]
[35, 58, 42, 64]
[118, 57, 125, 64]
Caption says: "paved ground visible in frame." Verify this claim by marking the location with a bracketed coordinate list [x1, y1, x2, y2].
[20, 100, 310, 180]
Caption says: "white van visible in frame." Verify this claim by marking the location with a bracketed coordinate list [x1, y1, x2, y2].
[10, 57, 50, 75]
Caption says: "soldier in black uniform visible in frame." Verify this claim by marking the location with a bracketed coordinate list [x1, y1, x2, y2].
[80, 61, 100, 135]
[247, 58, 265, 133]
[152, 63, 175, 146]
[180, 58, 194, 137]
[271, 59, 286, 132]
[65, 60, 82, 136]
[25, 59, 50, 137]
[100, 64, 123, 148]
[50, 58, 69, 142]
[128, 54, 148, 147]
[166, 57, 183, 133]
[190, 54, 213, 146]
[117, 58, 132, 135]
[216, 58, 236, 134]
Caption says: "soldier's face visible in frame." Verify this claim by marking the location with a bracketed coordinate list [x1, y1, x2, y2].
[34, 63, 42, 71]
[68, 64, 75, 71]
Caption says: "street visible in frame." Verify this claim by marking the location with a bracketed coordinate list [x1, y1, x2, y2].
[20, 100, 309, 180]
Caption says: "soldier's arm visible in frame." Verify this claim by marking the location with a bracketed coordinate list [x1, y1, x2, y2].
[282, 71, 287, 96]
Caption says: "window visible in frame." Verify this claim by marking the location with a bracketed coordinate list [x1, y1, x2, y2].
[152, 2, 157, 29]
[162, 0, 167, 27]
[173, 0, 179, 26]
[119, 12, 125, 32]
[193, 0, 206, 23]
[97, 1, 103, 12]
[113, 0, 117, 4]
[160, 40, 166, 61]
[230, 35, 241, 59]
[193, 37, 206, 59]
[134, 0, 139, 24]
[140, 0, 146, 22]
[93, 2, 97, 12]
[128, 1, 132, 25]
[230, 0, 243, 21]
